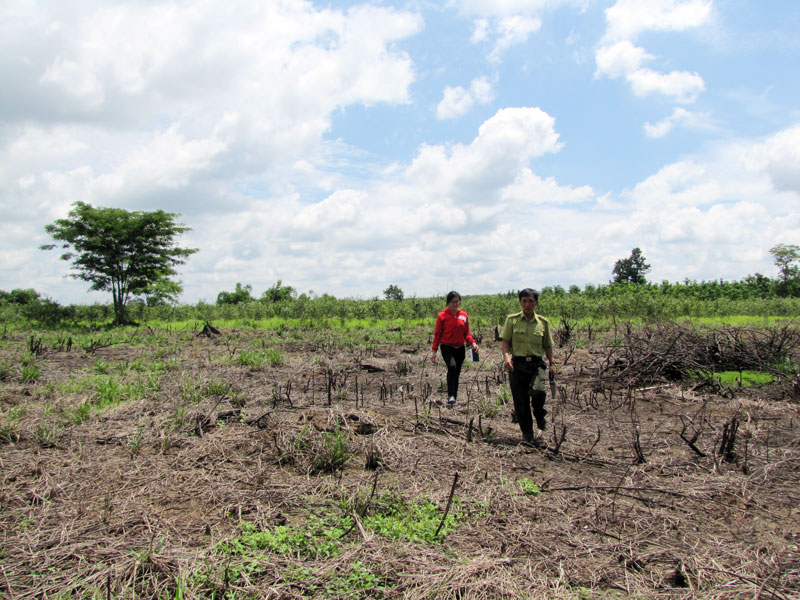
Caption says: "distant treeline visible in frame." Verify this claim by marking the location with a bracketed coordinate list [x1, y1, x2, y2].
[2, 274, 799, 329]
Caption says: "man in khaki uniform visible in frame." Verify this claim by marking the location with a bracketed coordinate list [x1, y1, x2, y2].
[500, 288, 556, 446]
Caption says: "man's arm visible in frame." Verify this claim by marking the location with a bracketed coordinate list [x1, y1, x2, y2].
[501, 339, 513, 372]
[545, 346, 556, 374]
[543, 321, 556, 374]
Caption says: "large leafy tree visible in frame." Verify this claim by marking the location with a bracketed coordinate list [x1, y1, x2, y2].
[769, 243, 800, 297]
[41, 202, 198, 325]
[261, 280, 296, 303]
[383, 284, 404, 301]
[217, 282, 254, 305]
[611, 247, 651, 285]
[769, 243, 799, 282]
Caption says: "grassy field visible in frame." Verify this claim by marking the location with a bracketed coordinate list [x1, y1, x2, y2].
[1, 317, 799, 599]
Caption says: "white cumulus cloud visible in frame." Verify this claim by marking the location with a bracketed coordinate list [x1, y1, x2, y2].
[596, 0, 711, 104]
[437, 77, 495, 119]
[644, 107, 713, 138]
[603, 0, 713, 42]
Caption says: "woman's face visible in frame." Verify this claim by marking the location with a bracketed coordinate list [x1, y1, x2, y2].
[447, 297, 461, 312]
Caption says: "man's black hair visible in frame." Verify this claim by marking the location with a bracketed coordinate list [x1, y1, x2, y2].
[518, 288, 539, 300]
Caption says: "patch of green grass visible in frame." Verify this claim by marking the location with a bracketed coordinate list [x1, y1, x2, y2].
[236, 349, 283, 369]
[363, 491, 461, 543]
[219, 518, 345, 560]
[213, 519, 391, 597]
[693, 370, 775, 387]
[128, 357, 177, 374]
[213, 488, 456, 594]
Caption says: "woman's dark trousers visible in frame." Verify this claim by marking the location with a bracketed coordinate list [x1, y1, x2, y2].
[440, 345, 466, 399]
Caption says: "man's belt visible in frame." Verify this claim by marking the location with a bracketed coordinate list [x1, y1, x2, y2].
[512, 355, 544, 362]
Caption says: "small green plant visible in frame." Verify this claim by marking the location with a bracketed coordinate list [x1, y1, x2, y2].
[496, 384, 511, 405]
[127, 427, 145, 456]
[477, 396, 501, 418]
[265, 349, 283, 367]
[203, 379, 231, 397]
[93, 359, 111, 374]
[519, 478, 541, 496]
[312, 429, 350, 474]
[324, 561, 387, 598]
[0, 419, 20, 444]
[168, 407, 186, 431]
[71, 402, 91, 425]
[179, 378, 203, 404]
[35, 420, 60, 448]
[0, 361, 12, 381]
[20, 363, 41, 383]
[94, 376, 122, 408]
[418, 406, 432, 426]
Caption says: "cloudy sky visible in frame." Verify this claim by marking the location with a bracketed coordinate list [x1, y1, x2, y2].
[1, 0, 798, 304]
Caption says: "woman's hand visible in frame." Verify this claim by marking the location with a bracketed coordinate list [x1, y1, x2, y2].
[430, 351, 437, 364]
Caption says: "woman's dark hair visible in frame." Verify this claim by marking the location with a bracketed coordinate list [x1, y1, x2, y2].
[446, 291, 461, 303]
[518, 288, 539, 300]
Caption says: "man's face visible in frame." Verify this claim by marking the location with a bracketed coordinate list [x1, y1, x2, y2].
[519, 295, 538, 315]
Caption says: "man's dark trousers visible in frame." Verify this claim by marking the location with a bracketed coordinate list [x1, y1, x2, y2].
[509, 357, 548, 437]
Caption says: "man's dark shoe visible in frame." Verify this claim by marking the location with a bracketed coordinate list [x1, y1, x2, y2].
[521, 432, 535, 447]
[535, 414, 547, 431]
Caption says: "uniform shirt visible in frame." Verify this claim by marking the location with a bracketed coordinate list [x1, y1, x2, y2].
[500, 311, 553, 357]
[432, 308, 476, 351]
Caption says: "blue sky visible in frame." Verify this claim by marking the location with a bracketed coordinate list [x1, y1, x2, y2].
[1, 0, 798, 303]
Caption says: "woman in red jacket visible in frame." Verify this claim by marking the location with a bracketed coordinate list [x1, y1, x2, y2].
[430, 291, 480, 407]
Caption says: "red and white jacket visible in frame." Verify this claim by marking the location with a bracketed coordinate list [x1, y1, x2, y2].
[432, 308, 476, 351]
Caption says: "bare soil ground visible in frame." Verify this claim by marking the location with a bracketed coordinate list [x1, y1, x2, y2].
[1, 322, 799, 599]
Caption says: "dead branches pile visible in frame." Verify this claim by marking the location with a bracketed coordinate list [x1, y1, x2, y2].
[594, 321, 800, 387]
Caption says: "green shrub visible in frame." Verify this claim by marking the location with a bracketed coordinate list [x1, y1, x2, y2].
[20, 364, 40, 383]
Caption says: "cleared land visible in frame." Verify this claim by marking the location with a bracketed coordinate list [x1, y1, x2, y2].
[1, 320, 799, 599]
